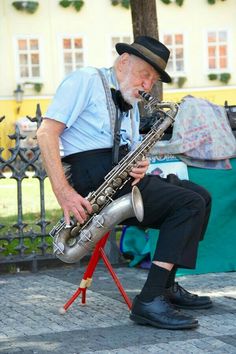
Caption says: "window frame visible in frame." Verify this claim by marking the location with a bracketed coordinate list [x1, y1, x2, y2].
[58, 33, 87, 79]
[161, 31, 186, 78]
[205, 28, 230, 74]
[14, 35, 43, 84]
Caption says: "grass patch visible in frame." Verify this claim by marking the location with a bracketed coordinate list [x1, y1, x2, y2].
[0, 174, 60, 217]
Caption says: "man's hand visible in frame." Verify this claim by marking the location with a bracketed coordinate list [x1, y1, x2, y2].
[129, 158, 149, 186]
[55, 185, 93, 226]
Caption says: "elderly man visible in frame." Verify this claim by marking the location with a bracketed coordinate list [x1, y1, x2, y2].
[37, 36, 212, 330]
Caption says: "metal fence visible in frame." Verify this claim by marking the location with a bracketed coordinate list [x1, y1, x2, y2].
[0, 105, 57, 272]
[0, 106, 121, 272]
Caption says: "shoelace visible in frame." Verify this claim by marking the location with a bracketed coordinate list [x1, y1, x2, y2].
[173, 282, 197, 299]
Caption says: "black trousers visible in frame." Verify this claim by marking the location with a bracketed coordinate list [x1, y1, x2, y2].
[62, 148, 212, 269]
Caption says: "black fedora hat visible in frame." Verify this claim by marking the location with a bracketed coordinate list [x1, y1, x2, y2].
[116, 36, 172, 83]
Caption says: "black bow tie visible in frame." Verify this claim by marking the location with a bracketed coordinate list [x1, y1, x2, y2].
[111, 88, 133, 113]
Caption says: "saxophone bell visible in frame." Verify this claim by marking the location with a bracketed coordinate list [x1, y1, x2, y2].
[52, 186, 144, 264]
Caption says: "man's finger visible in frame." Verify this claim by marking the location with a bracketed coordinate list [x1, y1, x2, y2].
[82, 198, 93, 214]
[64, 211, 71, 226]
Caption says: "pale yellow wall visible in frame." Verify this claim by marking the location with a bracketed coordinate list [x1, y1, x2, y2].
[164, 87, 236, 106]
[0, 97, 50, 159]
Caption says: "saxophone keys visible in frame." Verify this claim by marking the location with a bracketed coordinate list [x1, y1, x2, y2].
[104, 186, 115, 195]
[96, 196, 106, 205]
[120, 171, 128, 179]
[80, 229, 92, 242]
[92, 203, 100, 212]
[71, 225, 81, 237]
[93, 214, 105, 228]
[112, 177, 122, 187]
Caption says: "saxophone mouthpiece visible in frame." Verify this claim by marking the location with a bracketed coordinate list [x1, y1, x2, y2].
[138, 90, 152, 101]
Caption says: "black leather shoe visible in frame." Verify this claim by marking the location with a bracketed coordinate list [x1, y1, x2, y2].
[130, 295, 198, 330]
[165, 282, 213, 310]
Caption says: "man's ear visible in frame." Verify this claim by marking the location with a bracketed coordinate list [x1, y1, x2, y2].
[117, 53, 130, 71]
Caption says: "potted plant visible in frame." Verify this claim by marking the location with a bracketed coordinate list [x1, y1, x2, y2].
[176, 0, 184, 6]
[23, 82, 43, 93]
[12, 1, 39, 14]
[208, 73, 218, 81]
[59, 0, 84, 12]
[111, 0, 130, 8]
[160, 0, 172, 4]
[219, 73, 231, 84]
[33, 83, 43, 93]
[177, 76, 187, 88]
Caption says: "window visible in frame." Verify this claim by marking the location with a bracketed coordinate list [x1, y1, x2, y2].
[163, 33, 185, 76]
[62, 37, 84, 75]
[110, 35, 132, 64]
[207, 30, 228, 72]
[16, 37, 41, 81]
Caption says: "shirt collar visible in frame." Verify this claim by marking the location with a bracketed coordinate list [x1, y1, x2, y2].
[101, 67, 119, 90]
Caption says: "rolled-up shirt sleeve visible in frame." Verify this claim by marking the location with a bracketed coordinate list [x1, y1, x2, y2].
[45, 68, 95, 128]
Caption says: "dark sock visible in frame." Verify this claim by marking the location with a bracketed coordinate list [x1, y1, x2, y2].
[139, 263, 170, 302]
[165, 266, 178, 288]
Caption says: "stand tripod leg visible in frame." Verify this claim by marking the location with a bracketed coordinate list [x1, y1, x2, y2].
[60, 232, 110, 313]
[100, 247, 132, 310]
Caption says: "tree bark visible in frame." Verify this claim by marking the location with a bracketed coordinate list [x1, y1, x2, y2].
[130, 0, 163, 102]
[130, 0, 159, 39]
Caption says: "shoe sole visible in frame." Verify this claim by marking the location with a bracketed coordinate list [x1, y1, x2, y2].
[130, 313, 199, 330]
[174, 303, 213, 310]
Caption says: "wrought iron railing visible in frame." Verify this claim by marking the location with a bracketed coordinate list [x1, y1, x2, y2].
[0, 105, 57, 271]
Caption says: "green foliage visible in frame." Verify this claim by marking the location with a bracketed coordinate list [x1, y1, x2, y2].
[111, 0, 130, 9]
[59, 0, 71, 7]
[121, 0, 130, 9]
[160, 0, 172, 4]
[177, 76, 187, 88]
[160, 0, 184, 5]
[219, 73, 231, 84]
[207, 0, 227, 3]
[59, 0, 84, 12]
[208, 73, 231, 84]
[33, 83, 43, 93]
[73, 0, 84, 11]
[208, 73, 218, 80]
[176, 0, 184, 6]
[12, 1, 39, 14]
[23, 82, 43, 93]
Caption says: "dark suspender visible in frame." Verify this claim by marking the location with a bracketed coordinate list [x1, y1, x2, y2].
[97, 69, 132, 166]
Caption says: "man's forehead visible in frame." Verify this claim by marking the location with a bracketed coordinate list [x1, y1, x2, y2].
[131, 55, 160, 78]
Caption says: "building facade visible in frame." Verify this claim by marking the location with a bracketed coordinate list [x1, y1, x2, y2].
[0, 0, 235, 152]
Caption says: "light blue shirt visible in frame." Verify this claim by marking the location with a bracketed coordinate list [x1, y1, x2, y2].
[45, 66, 141, 157]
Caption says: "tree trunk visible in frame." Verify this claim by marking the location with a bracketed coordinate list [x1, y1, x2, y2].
[130, 0, 163, 103]
[130, 0, 158, 39]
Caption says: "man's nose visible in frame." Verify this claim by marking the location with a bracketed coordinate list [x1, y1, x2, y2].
[142, 79, 153, 92]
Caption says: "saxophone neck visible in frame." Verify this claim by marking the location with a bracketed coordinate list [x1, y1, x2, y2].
[139, 90, 179, 117]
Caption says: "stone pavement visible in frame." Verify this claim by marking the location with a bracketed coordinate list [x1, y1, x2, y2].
[0, 263, 236, 354]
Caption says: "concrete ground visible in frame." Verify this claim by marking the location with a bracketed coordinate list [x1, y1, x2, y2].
[0, 263, 236, 354]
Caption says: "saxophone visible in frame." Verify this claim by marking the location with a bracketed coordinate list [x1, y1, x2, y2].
[50, 91, 179, 263]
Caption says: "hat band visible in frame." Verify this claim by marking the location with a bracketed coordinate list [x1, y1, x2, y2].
[131, 43, 167, 70]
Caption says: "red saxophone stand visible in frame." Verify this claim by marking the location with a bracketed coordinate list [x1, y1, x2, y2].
[59, 231, 132, 314]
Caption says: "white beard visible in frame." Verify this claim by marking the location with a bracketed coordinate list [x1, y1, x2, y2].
[119, 73, 141, 105]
